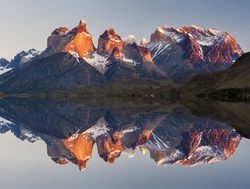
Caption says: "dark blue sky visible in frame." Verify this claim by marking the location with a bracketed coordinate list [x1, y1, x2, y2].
[0, 0, 249, 59]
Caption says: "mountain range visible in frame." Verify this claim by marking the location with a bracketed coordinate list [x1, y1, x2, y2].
[0, 49, 40, 73]
[0, 20, 243, 93]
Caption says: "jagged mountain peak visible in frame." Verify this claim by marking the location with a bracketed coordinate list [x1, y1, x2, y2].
[122, 43, 153, 63]
[149, 24, 241, 47]
[0, 49, 41, 75]
[79, 19, 86, 25]
[145, 24, 243, 81]
[156, 25, 169, 33]
[51, 27, 70, 36]
[182, 24, 207, 32]
[97, 28, 125, 55]
[0, 20, 244, 86]
[8, 49, 41, 68]
[103, 28, 116, 36]
[150, 25, 184, 43]
[77, 19, 89, 33]
[46, 20, 95, 59]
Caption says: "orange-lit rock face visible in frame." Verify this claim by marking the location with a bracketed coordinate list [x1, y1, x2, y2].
[182, 34, 204, 63]
[63, 132, 94, 171]
[184, 26, 243, 64]
[96, 132, 125, 163]
[137, 130, 152, 145]
[97, 28, 125, 55]
[47, 20, 95, 60]
[64, 20, 95, 59]
[139, 46, 153, 62]
[45, 126, 153, 171]
[108, 47, 122, 62]
[204, 34, 243, 64]
[96, 130, 152, 163]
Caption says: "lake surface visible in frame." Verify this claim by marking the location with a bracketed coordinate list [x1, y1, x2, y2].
[0, 97, 249, 189]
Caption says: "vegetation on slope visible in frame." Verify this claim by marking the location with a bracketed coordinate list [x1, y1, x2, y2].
[183, 52, 250, 101]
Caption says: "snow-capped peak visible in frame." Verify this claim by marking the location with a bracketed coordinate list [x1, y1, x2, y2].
[9, 49, 41, 68]
[156, 25, 168, 34]
[0, 49, 41, 75]
[151, 25, 185, 43]
[208, 28, 224, 36]
[187, 24, 205, 31]
[20, 49, 41, 62]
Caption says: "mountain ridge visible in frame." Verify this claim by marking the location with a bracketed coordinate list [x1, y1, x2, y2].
[0, 19, 244, 93]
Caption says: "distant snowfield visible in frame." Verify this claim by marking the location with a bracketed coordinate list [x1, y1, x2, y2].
[0, 49, 41, 76]
[0, 116, 12, 125]
[0, 68, 11, 75]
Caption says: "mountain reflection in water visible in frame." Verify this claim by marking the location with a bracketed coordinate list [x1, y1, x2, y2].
[0, 98, 245, 171]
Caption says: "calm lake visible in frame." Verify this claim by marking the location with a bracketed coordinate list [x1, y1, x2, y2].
[0, 97, 249, 189]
